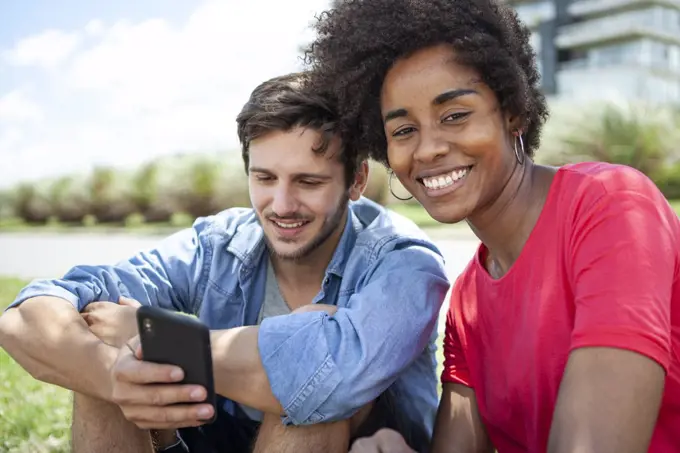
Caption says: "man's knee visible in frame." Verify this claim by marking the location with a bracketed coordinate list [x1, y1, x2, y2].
[253, 395, 399, 453]
[254, 410, 356, 453]
[72, 392, 117, 423]
[72, 392, 153, 453]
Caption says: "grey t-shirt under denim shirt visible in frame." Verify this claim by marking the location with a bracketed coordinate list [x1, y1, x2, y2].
[240, 256, 291, 422]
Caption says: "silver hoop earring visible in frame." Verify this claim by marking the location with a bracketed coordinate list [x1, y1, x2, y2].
[514, 133, 526, 165]
[388, 171, 413, 201]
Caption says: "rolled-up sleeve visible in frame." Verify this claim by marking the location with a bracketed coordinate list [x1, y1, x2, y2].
[8, 219, 212, 314]
[257, 244, 449, 425]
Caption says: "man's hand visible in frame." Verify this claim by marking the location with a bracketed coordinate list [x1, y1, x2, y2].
[350, 429, 416, 453]
[82, 297, 142, 348]
[109, 336, 215, 430]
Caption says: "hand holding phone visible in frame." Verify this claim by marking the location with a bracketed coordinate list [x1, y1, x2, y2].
[136, 306, 217, 424]
[107, 306, 218, 430]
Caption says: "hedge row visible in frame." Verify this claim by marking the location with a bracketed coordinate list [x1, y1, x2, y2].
[0, 155, 391, 225]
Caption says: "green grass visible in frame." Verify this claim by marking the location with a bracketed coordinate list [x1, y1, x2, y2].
[0, 278, 72, 453]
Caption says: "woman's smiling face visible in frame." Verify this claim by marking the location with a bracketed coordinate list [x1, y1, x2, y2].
[381, 44, 520, 224]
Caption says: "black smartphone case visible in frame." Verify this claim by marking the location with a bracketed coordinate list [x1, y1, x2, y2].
[136, 306, 217, 423]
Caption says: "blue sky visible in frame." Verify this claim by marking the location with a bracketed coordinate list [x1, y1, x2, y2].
[0, 0, 330, 188]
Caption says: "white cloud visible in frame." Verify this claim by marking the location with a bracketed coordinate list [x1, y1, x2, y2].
[84, 19, 105, 37]
[0, 90, 44, 122]
[0, 0, 331, 188]
[4, 29, 81, 68]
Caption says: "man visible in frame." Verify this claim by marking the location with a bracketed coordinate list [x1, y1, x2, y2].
[0, 73, 450, 452]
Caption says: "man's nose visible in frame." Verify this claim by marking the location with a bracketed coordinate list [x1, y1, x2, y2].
[271, 186, 299, 217]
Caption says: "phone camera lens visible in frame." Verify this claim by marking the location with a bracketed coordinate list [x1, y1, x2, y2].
[143, 319, 153, 333]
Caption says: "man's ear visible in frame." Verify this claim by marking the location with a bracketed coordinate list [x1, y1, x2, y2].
[349, 160, 370, 201]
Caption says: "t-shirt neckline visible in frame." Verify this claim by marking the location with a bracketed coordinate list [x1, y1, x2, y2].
[474, 166, 567, 283]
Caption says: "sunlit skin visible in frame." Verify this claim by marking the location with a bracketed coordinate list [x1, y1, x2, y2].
[381, 44, 556, 277]
[248, 127, 368, 274]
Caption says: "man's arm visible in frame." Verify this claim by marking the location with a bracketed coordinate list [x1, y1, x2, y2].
[430, 384, 494, 453]
[254, 244, 449, 425]
[104, 305, 339, 430]
[0, 296, 118, 400]
[112, 243, 449, 427]
[0, 221, 210, 398]
[210, 304, 338, 415]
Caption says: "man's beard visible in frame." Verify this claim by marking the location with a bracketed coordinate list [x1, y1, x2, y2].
[262, 193, 349, 262]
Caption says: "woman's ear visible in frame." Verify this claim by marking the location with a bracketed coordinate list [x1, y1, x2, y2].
[505, 113, 524, 134]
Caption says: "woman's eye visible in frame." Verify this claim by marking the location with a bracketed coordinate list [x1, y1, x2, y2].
[443, 112, 470, 122]
[393, 127, 416, 137]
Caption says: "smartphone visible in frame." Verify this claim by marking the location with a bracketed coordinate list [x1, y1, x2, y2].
[136, 306, 216, 423]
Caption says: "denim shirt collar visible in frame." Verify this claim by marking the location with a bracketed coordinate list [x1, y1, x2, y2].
[225, 206, 362, 279]
[327, 209, 362, 277]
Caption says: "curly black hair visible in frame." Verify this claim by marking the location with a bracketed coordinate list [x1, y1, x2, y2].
[303, 0, 549, 166]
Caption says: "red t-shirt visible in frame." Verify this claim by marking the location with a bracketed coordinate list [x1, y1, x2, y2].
[443, 162, 680, 452]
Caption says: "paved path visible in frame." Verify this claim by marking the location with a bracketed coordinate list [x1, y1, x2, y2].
[0, 232, 480, 331]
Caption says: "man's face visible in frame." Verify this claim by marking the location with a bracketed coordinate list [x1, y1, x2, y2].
[248, 127, 366, 261]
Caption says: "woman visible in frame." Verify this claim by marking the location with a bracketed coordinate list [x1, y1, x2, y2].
[304, 1, 680, 452]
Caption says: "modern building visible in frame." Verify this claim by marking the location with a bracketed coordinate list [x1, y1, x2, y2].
[507, 0, 680, 103]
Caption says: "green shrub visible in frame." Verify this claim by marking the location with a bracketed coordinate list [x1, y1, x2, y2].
[0, 190, 14, 219]
[13, 183, 53, 223]
[143, 156, 196, 222]
[46, 216, 61, 227]
[81, 214, 98, 228]
[5, 151, 400, 226]
[211, 160, 251, 211]
[653, 163, 680, 200]
[170, 211, 194, 227]
[130, 162, 160, 218]
[364, 162, 389, 204]
[89, 167, 136, 223]
[0, 217, 25, 228]
[49, 176, 91, 223]
[124, 212, 146, 228]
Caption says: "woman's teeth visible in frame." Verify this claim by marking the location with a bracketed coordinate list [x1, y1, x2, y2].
[422, 167, 470, 190]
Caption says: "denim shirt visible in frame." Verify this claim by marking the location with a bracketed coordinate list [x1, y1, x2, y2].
[11, 197, 450, 437]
